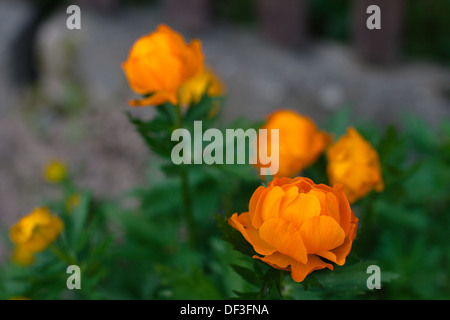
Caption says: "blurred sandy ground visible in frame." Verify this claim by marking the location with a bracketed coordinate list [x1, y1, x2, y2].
[0, 1, 449, 260]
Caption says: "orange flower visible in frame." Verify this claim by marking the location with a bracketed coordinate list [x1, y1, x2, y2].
[326, 127, 384, 203]
[256, 110, 331, 178]
[122, 24, 204, 107]
[228, 177, 358, 282]
[11, 246, 35, 266]
[10, 207, 64, 253]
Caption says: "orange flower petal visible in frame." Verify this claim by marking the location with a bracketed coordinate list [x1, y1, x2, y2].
[248, 186, 265, 223]
[253, 252, 294, 270]
[228, 213, 276, 256]
[325, 192, 340, 224]
[128, 90, 178, 107]
[278, 186, 299, 213]
[259, 218, 307, 264]
[300, 216, 345, 254]
[281, 193, 321, 229]
[330, 215, 358, 265]
[291, 255, 333, 282]
[252, 186, 284, 228]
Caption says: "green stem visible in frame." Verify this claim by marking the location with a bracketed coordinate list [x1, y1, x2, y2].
[174, 103, 197, 247]
[175, 101, 183, 128]
[181, 170, 197, 247]
[50, 245, 77, 265]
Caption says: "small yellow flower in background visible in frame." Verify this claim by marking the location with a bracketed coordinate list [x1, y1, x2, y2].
[44, 160, 67, 184]
[10, 207, 64, 253]
[66, 194, 81, 214]
[326, 127, 384, 203]
[122, 24, 205, 107]
[179, 68, 224, 108]
[11, 246, 35, 266]
[255, 110, 332, 178]
[229, 177, 358, 282]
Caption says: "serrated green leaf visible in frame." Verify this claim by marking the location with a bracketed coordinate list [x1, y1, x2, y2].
[215, 214, 256, 257]
[126, 111, 174, 157]
[231, 264, 259, 287]
[258, 267, 283, 299]
[184, 93, 223, 122]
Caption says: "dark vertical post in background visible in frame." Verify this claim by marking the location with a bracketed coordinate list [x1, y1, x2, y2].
[77, 0, 120, 12]
[353, 0, 406, 64]
[257, 0, 309, 48]
[163, 0, 212, 33]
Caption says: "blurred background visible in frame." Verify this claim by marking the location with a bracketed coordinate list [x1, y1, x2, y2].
[0, 0, 449, 262]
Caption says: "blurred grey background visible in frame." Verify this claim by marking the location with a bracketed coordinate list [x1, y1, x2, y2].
[0, 0, 449, 259]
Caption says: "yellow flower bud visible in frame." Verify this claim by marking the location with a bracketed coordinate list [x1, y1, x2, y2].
[44, 160, 67, 184]
[10, 207, 64, 253]
[179, 68, 224, 108]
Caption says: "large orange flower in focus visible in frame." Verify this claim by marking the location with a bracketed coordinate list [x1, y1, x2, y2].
[229, 177, 358, 282]
[122, 24, 204, 106]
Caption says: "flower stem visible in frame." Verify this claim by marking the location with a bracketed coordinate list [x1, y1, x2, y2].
[50, 245, 77, 265]
[174, 102, 197, 248]
[181, 170, 197, 247]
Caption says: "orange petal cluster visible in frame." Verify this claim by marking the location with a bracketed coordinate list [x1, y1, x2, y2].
[229, 177, 358, 282]
[122, 24, 204, 106]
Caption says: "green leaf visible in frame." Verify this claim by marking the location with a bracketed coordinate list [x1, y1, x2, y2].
[156, 264, 224, 299]
[126, 111, 174, 158]
[155, 102, 177, 125]
[258, 267, 283, 299]
[67, 191, 91, 249]
[215, 214, 256, 257]
[288, 260, 399, 299]
[231, 264, 259, 288]
[184, 93, 223, 122]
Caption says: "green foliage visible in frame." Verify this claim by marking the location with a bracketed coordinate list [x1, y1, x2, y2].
[349, 111, 450, 300]
[2, 87, 448, 300]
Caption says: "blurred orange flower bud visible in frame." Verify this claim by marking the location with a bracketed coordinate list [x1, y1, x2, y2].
[256, 110, 331, 178]
[179, 68, 224, 109]
[10, 207, 64, 254]
[326, 127, 384, 203]
[122, 24, 204, 107]
[229, 177, 358, 282]
[11, 246, 35, 266]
